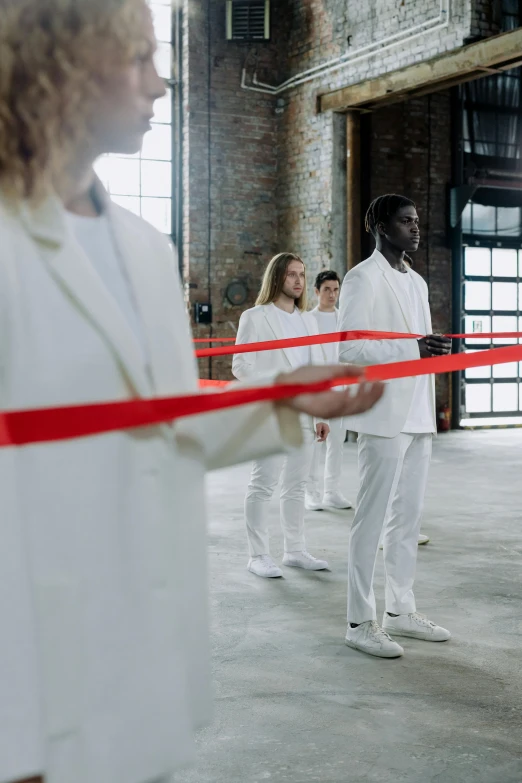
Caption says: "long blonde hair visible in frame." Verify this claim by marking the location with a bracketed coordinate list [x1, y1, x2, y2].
[256, 252, 308, 312]
[0, 0, 148, 201]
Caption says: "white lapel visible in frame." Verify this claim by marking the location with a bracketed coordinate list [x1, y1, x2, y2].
[107, 202, 188, 395]
[410, 272, 432, 335]
[373, 250, 415, 333]
[302, 311, 328, 365]
[261, 305, 294, 368]
[19, 191, 152, 398]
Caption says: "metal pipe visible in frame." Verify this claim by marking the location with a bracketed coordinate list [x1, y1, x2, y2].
[243, 0, 449, 96]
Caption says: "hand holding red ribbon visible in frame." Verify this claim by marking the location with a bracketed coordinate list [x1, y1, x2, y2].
[1, 343, 521, 448]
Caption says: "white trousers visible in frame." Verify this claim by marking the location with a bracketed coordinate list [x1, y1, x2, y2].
[244, 428, 315, 556]
[307, 417, 345, 496]
[347, 432, 432, 623]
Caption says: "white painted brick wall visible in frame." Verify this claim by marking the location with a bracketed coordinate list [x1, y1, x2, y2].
[275, 0, 498, 287]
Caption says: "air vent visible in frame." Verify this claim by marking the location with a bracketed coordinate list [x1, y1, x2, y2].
[226, 0, 270, 41]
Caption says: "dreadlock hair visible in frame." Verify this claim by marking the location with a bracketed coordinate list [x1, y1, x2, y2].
[364, 194, 416, 238]
[314, 270, 340, 291]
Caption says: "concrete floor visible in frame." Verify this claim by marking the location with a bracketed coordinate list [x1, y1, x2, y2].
[180, 430, 522, 783]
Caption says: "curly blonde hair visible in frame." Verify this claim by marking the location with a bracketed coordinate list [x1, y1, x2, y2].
[0, 0, 149, 201]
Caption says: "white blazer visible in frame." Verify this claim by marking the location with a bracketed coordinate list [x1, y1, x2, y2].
[232, 303, 328, 380]
[0, 187, 302, 783]
[338, 249, 435, 438]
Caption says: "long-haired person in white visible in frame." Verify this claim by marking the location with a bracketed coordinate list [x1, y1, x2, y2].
[339, 194, 452, 659]
[233, 253, 334, 578]
[0, 2, 386, 781]
[306, 270, 353, 512]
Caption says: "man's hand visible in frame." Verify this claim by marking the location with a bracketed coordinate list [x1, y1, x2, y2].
[418, 334, 452, 358]
[275, 364, 384, 420]
[315, 422, 330, 442]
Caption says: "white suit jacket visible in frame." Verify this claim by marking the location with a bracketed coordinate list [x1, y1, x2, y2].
[0, 187, 302, 783]
[232, 304, 329, 432]
[338, 249, 435, 438]
[232, 303, 328, 379]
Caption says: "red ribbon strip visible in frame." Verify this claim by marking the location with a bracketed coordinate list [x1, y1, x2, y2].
[194, 330, 522, 358]
[198, 379, 229, 388]
[1, 344, 521, 448]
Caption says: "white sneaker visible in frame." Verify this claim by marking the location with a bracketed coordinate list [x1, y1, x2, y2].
[379, 533, 430, 550]
[282, 550, 329, 570]
[305, 492, 323, 511]
[345, 620, 404, 658]
[322, 491, 353, 509]
[247, 555, 283, 578]
[382, 612, 451, 642]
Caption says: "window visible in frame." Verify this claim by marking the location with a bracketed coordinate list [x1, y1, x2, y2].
[461, 203, 522, 237]
[502, 0, 521, 31]
[94, 1, 173, 235]
[462, 68, 522, 161]
[462, 245, 522, 423]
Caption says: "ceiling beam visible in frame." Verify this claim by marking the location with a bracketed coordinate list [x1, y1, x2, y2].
[319, 28, 522, 113]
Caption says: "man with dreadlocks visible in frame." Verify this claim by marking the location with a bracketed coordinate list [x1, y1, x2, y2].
[338, 194, 452, 659]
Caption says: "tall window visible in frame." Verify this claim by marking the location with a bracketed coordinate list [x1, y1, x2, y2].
[94, 1, 173, 235]
[461, 244, 522, 425]
[502, 0, 521, 31]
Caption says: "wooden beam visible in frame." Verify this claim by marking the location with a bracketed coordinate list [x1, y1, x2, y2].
[346, 112, 361, 270]
[319, 28, 522, 113]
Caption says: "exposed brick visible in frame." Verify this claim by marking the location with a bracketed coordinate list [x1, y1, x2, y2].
[183, 0, 499, 402]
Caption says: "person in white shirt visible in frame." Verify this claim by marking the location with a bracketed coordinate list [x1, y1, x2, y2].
[0, 3, 386, 782]
[339, 194, 452, 659]
[233, 253, 333, 578]
[306, 270, 353, 511]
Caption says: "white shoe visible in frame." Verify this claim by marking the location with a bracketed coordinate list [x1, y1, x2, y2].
[305, 492, 323, 511]
[282, 550, 329, 570]
[345, 620, 404, 658]
[382, 612, 451, 642]
[379, 533, 430, 550]
[322, 491, 353, 509]
[247, 555, 283, 578]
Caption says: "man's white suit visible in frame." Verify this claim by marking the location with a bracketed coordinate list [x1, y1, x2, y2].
[233, 304, 327, 556]
[0, 189, 304, 783]
[232, 304, 327, 380]
[338, 250, 435, 623]
[339, 250, 435, 437]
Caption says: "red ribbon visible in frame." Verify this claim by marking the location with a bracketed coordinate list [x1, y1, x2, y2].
[194, 330, 522, 358]
[198, 379, 229, 388]
[1, 344, 521, 448]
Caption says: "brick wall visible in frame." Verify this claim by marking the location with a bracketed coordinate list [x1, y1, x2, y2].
[274, 0, 473, 292]
[469, 0, 501, 39]
[275, 0, 473, 83]
[183, 0, 500, 399]
[183, 0, 281, 379]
